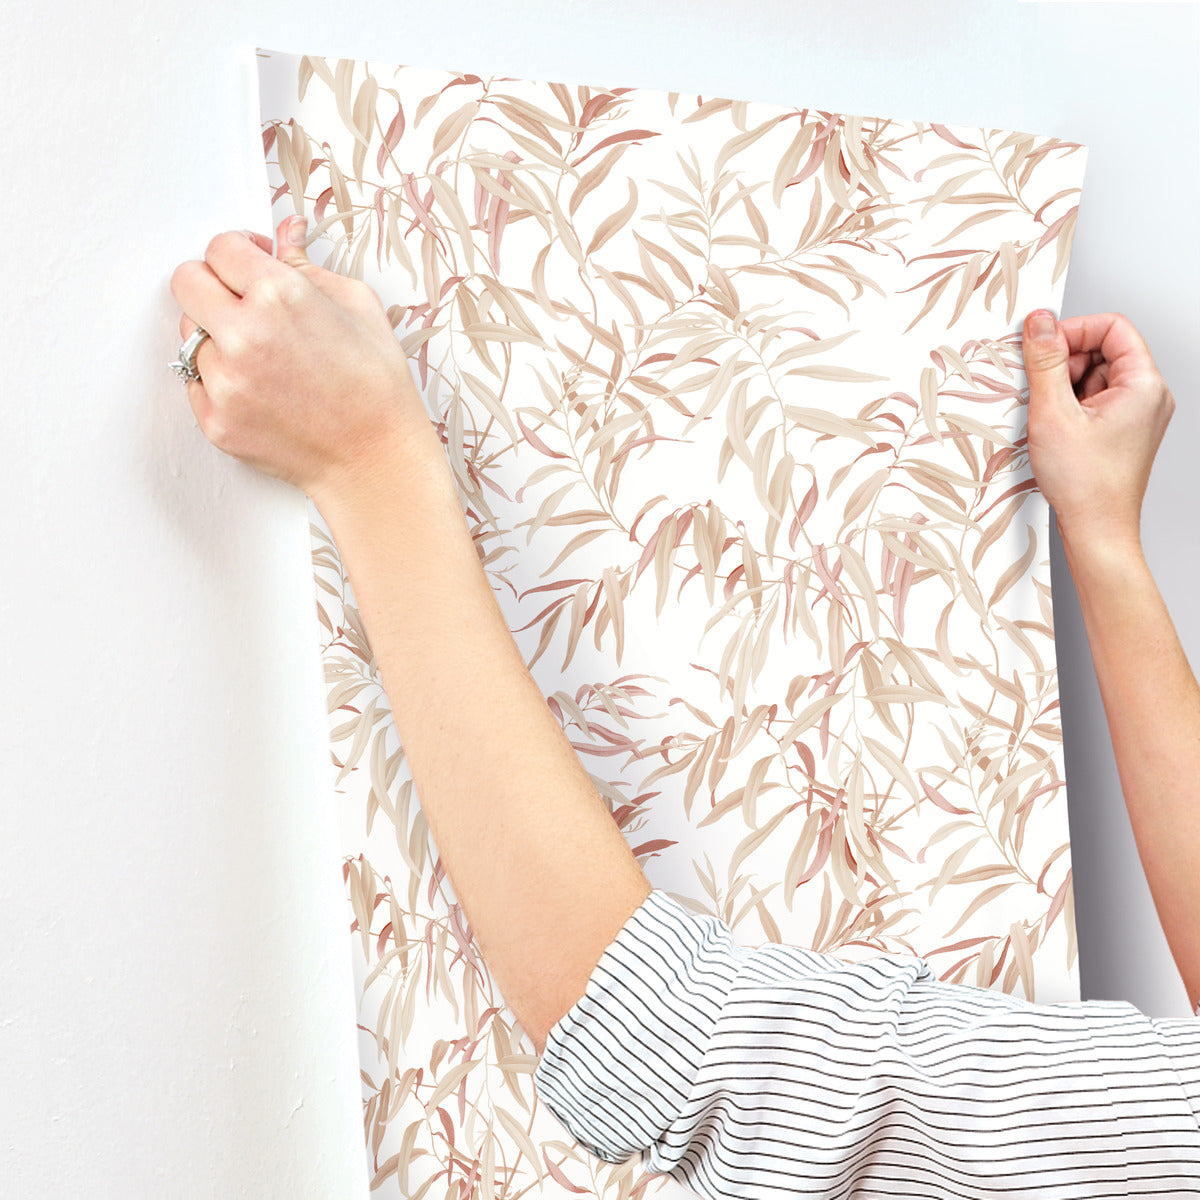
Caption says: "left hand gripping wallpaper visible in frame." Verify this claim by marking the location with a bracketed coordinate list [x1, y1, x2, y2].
[256, 49, 1087, 1197]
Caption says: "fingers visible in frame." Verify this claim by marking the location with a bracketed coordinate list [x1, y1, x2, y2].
[1024, 310, 1162, 416]
[1021, 310, 1075, 416]
[268, 212, 380, 313]
[1078, 360, 1110, 401]
[171, 217, 310, 357]
[274, 214, 311, 267]
[171, 218, 311, 442]
[203, 228, 290, 297]
[175, 313, 216, 431]
[1057, 312, 1157, 383]
[178, 310, 216, 344]
[243, 230, 274, 255]
[170, 258, 239, 339]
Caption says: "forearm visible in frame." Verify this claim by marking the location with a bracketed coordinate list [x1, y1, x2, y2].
[1060, 527, 1200, 1009]
[314, 422, 651, 1056]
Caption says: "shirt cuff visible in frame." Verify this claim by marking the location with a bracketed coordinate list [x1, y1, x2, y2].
[532, 887, 744, 1164]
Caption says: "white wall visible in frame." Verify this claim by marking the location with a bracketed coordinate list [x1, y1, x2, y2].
[3, 1, 1196, 1194]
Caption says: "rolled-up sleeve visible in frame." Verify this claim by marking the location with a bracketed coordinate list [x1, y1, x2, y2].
[533, 888, 1200, 1197]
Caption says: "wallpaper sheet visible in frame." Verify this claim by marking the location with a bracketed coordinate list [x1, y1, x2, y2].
[257, 49, 1088, 1197]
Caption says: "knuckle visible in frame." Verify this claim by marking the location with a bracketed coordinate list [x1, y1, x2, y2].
[247, 275, 278, 306]
[205, 231, 235, 262]
[278, 271, 308, 305]
[358, 279, 385, 309]
[219, 326, 248, 360]
[170, 259, 199, 298]
[203, 414, 228, 448]
[250, 272, 305, 308]
[1026, 342, 1065, 371]
[1114, 311, 1143, 345]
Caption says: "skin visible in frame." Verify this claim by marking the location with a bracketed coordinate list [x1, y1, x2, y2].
[171, 214, 1199, 1048]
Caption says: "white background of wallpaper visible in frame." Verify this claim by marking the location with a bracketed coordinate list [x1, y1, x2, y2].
[2, 1, 1196, 1196]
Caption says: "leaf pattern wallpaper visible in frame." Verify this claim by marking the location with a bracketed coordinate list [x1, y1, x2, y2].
[257, 49, 1088, 1197]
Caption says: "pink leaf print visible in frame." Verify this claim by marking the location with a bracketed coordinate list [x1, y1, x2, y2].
[376, 100, 405, 176]
[486, 150, 521, 273]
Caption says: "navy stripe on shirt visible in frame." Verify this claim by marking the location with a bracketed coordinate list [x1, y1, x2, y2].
[533, 888, 1200, 1197]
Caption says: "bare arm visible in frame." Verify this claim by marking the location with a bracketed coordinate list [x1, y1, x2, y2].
[1059, 530, 1200, 1010]
[317, 423, 652, 1055]
[171, 218, 1198, 1040]
[169, 218, 650, 1056]
[1022, 308, 1198, 1009]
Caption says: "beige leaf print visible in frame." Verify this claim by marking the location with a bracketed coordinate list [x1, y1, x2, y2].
[257, 48, 1087, 1195]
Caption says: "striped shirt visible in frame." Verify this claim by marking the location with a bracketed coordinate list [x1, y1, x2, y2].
[533, 888, 1200, 1196]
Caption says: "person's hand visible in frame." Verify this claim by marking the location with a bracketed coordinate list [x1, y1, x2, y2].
[1021, 308, 1175, 552]
[169, 213, 431, 507]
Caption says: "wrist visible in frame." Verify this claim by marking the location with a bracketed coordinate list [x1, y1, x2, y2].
[1057, 512, 1143, 564]
[1058, 520, 1148, 587]
[311, 418, 451, 531]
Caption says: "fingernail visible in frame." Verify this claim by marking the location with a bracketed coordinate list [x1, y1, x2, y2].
[288, 216, 308, 246]
[1030, 310, 1056, 339]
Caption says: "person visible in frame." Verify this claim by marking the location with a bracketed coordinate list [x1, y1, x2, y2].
[171, 214, 1200, 1195]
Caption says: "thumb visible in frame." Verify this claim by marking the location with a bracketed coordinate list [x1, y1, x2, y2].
[1022, 308, 1073, 411]
[276, 213, 310, 267]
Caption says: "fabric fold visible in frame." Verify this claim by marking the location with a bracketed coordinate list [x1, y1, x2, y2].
[534, 888, 1200, 1197]
[533, 888, 745, 1164]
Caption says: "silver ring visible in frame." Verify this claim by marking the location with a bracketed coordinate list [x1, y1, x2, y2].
[169, 327, 211, 384]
